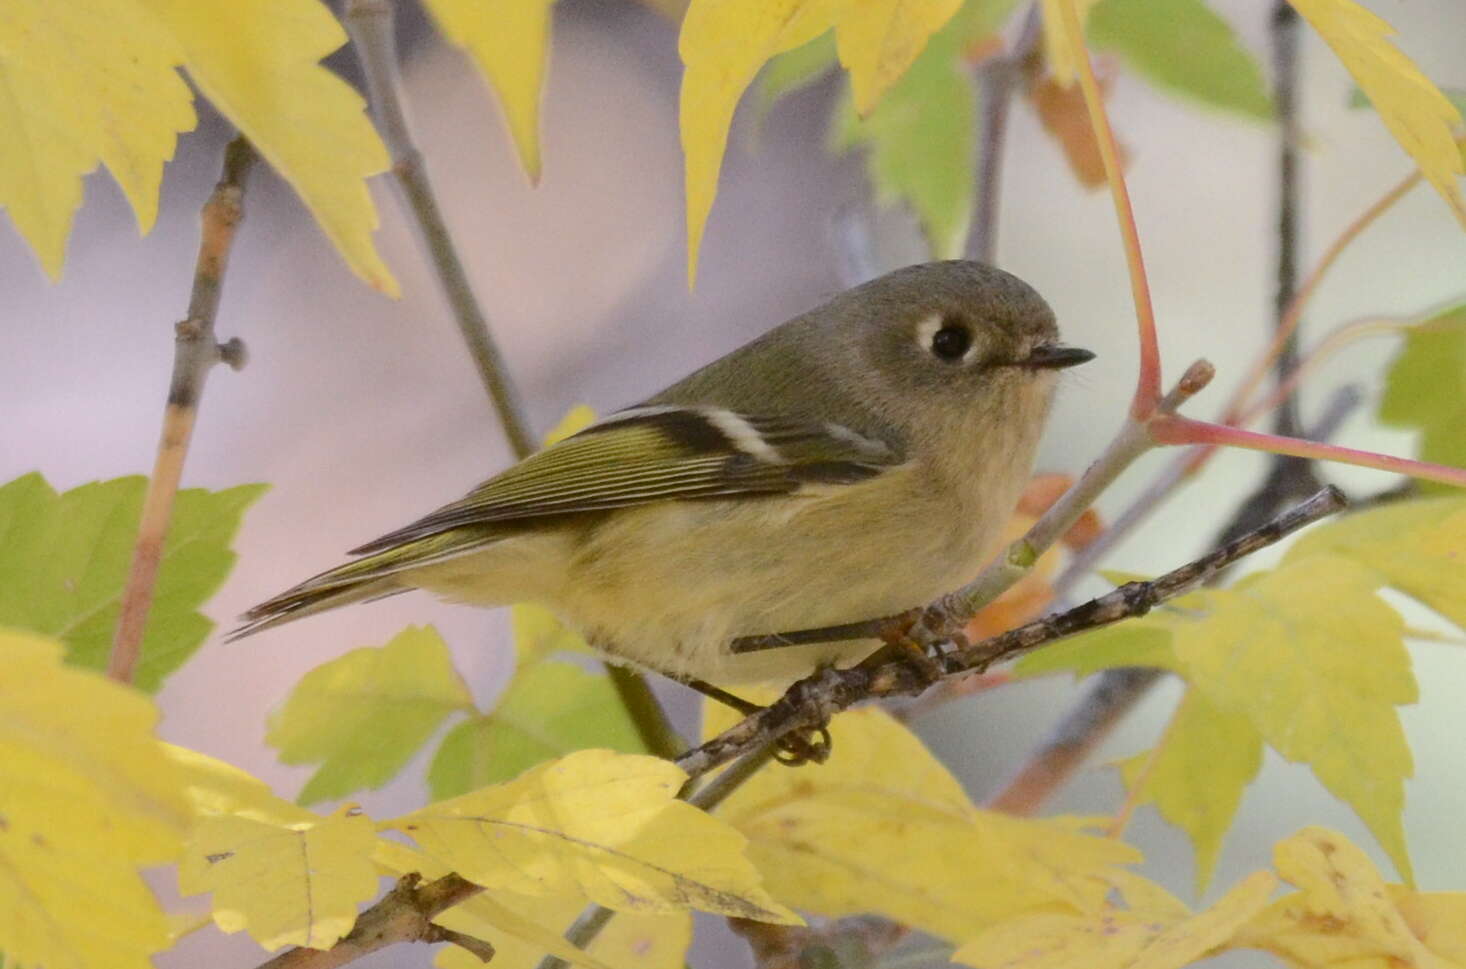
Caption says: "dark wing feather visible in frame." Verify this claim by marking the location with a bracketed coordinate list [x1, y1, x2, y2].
[349, 407, 901, 554]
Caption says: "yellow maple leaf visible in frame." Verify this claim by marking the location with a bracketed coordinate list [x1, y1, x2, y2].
[387, 748, 799, 923]
[140, 0, 399, 294]
[1235, 827, 1466, 969]
[375, 832, 668, 967]
[1166, 557, 1416, 885]
[953, 869, 1275, 969]
[436, 890, 691, 969]
[0, 629, 191, 969]
[164, 742, 316, 825]
[1118, 687, 1263, 894]
[178, 804, 380, 950]
[837, 0, 965, 115]
[0, 0, 396, 292]
[1289, 0, 1466, 230]
[1286, 495, 1466, 632]
[705, 704, 1138, 942]
[421, 0, 556, 181]
[679, 0, 965, 282]
[0, 0, 195, 277]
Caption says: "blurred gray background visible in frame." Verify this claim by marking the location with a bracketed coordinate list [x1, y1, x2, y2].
[2, 0, 1465, 966]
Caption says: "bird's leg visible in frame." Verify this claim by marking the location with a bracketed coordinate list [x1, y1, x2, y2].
[669, 673, 832, 766]
[861, 613, 948, 687]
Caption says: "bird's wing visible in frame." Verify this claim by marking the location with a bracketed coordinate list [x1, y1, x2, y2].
[349, 406, 902, 554]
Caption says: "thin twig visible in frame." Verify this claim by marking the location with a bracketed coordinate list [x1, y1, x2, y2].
[345, 0, 536, 459]
[606, 666, 689, 760]
[107, 137, 255, 683]
[682, 486, 1346, 779]
[345, 0, 677, 760]
[968, 4, 1041, 265]
[256, 873, 484, 969]
[1269, 0, 1305, 441]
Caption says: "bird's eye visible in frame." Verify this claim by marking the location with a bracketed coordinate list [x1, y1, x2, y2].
[929, 323, 972, 362]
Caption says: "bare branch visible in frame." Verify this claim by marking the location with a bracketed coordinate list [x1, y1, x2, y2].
[345, 0, 536, 460]
[682, 486, 1347, 778]
[108, 136, 256, 683]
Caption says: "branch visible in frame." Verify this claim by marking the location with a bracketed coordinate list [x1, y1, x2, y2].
[968, 4, 1041, 265]
[344, 0, 535, 460]
[1057, 0, 1160, 415]
[107, 137, 255, 683]
[256, 874, 485, 969]
[683, 486, 1346, 778]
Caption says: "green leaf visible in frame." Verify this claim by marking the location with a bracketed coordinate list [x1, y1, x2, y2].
[428, 660, 647, 798]
[756, 31, 838, 118]
[1119, 688, 1264, 894]
[830, 20, 975, 258]
[1088, 0, 1272, 119]
[267, 625, 474, 805]
[0, 473, 265, 691]
[1378, 304, 1466, 494]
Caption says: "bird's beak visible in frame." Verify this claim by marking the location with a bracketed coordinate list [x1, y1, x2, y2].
[1023, 343, 1096, 369]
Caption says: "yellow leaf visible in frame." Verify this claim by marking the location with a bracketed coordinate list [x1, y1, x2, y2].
[0, 0, 195, 277]
[0, 629, 190, 969]
[267, 624, 475, 805]
[1118, 688, 1263, 894]
[544, 404, 598, 446]
[138, 0, 399, 294]
[1287, 495, 1466, 632]
[679, 0, 838, 283]
[388, 748, 799, 923]
[1038, 0, 1102, 86]
[1288, 0, 1466, 230]
[178, 804, 380, 950]
[837, 0, 965, 115]
[953, 869, 1274, 969]
[706, 705, 1138, 942]
[374, 840, 626, 969]
[436, 893, 691, 969]
[422, 0, 556, 180]
[1168, 557, 1416, 884]
[163, 742, 316, 825]
[1235, 828, 1463, 969]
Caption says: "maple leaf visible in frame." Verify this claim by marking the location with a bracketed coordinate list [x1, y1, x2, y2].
[0, 630, 191, 969]
[267, 624, 475, 805]
[388, 749, 799, 923]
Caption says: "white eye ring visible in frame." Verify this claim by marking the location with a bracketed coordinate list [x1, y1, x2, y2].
[915, 313, 977, 363]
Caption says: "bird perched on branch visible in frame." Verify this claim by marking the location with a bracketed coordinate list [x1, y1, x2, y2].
[235, 260, 1092, 702]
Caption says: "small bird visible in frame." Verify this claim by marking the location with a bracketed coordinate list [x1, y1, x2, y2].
[235, 261, 1092, 697]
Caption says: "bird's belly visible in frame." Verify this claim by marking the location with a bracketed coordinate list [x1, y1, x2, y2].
[553, 492, 1001, 685]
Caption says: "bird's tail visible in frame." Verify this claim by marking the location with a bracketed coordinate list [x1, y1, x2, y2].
[228, 529, 492, 641]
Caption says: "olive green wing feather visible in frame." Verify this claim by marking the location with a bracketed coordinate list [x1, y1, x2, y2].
[232, 407, 900, 638]
[349, 406, 902, 553]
